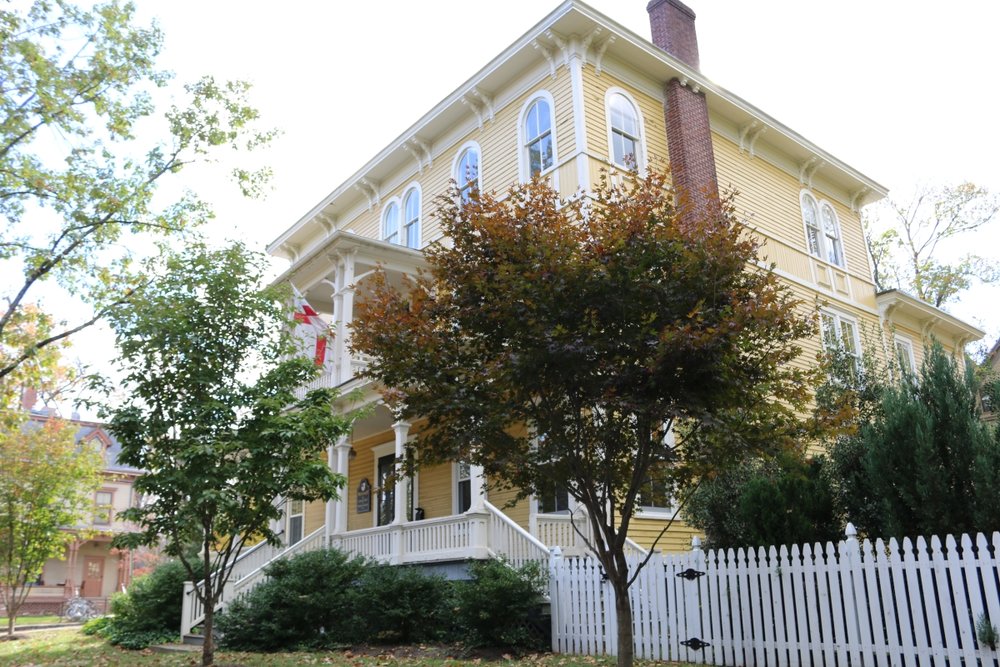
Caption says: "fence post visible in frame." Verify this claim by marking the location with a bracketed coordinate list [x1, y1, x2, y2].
[180, 581, 194, 637]
[842, 523, 863, 664]
[549, 546, 562, 654]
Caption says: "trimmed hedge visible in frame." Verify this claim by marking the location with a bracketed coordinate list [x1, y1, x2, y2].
[217, 549, 546, 652]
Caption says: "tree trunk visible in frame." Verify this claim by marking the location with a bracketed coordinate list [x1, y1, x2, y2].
[612, 578, 634, 667]
[7, 613, 14, 638]
[202, 601, 214, 666]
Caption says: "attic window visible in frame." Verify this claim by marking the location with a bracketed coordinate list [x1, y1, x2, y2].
[801, 191, 846, 268]
[402, 186, 421, 249]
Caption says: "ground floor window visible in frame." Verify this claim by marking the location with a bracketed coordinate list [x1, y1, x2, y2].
[538, 481, 569, 514]
[287, 498, 304, 545]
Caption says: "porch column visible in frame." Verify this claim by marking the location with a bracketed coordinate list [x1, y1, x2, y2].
[333, 436, 352, 535]
[63, 540, 80, 598]
[468, 464, 486, 512]
[338, 286, 355, 383]
[392, 420, 410, 525]
[325, 442, 336, 544]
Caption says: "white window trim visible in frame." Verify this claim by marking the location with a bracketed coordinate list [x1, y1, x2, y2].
[819, 309, 862, 359]
[401, 182, 422, 249]
[517, 91, 558, 182]
[452, 461, 470, 516]
[371, 441, 396, 528]
[451, 140, 483, 198]
[380, 196, 402, 245]
[286, 498, 304, 543]
[800, 190, 847, 269]
[894, 334, 917, 375]
[604, 87, 647, 173]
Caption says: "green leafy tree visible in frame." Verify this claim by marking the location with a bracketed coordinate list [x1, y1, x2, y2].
[683, 452, 841, 550]
[865, 183, 1000, 307]
[0, 0, 274, 381]
[351, 171, 816, 667]
[103, 243, 353, 666]
[827, 342, 1000, 538]
[0, 415, 101, 637]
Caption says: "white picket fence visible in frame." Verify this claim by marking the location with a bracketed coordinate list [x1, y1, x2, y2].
[550, 526, 1000, 666]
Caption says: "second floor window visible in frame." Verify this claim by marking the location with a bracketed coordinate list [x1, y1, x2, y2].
[801, 191, 846, 268]
[607, 92, 641, 168]
[524, 98, 554, 177]
[455, 145, 480, 202]
[94, 491, 113, 525]
[403, 188, 420, 249]
[382, 202, 400, 245]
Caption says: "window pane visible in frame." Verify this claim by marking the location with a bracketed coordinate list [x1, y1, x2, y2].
[896, 340, 914, 373]
[458, 149, 479, 199]
[383, 203, 399, 244]
[526, 103, 539, 140]
[840, 320, 857, 354]
[609, 94, 638, 137]
[529, 140, 542, 176]
[806, 226, 822, 256]
[458, 480, 471, 513]
[535, 100, 551, 134]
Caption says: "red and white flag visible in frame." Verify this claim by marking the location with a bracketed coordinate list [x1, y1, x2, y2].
[292, 286, 333, 371]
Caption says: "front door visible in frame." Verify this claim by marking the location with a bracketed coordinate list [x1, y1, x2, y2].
[377, 453, 395, 526]
[81, 556, 104, 598]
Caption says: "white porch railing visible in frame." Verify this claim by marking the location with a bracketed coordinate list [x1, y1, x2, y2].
[485, 501, 551, 568]
[180, 527, 326, 637]
[536, 511, 648, 557]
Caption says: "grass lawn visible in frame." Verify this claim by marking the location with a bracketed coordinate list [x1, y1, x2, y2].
[0, 629, 696, 666]
[0, 616, 64, 626]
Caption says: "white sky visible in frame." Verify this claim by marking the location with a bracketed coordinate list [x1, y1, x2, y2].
[51, 0, 1000, 405]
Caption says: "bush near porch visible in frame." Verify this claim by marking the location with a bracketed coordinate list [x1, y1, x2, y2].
[216, 548, 547, 653]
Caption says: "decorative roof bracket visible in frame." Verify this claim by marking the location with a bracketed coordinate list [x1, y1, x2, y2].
[738, 121, 767, 158]
[403, 137, 432, 174]
[354, 177, 380, 210]
[533, 39, 558, 78]
[593, 35, 615, 75]
[850, 186, 871, 213]
[798, 156, 825, 188]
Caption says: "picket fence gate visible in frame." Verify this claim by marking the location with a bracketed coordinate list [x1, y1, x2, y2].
[549, 525, 1000, 666]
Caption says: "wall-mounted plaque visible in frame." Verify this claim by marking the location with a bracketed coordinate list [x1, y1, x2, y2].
[356, 478, 371, 514]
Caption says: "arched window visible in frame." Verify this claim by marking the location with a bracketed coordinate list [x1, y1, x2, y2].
[820, 203, 844, 267]
[455, 145, 480, 202]
[403, 187, 420, 249]
[382, 201, 400, 245]
[523, 97, 554, 177]
[801, 191, 846, 268]
[607, 92, 641, 168]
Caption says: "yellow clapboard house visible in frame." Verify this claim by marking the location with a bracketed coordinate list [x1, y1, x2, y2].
[264, 0, 984, 567]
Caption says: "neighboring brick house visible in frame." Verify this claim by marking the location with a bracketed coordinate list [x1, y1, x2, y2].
[17, 391, 140, 615]
[187, 0, 985, 614]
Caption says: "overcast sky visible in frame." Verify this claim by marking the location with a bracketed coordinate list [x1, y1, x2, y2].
[59, 0, 1000, 399]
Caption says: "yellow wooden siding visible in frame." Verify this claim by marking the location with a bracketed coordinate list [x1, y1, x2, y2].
[712, 135, 874, 295]
[304, 499, 325, 535]
[416, 461, 453, 519]
[628, 517, 701, 553]
[339, 70, 576, 248]
[487, 484, 531, 532]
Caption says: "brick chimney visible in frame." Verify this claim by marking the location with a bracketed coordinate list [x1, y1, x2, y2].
[647, 0, 720, 221]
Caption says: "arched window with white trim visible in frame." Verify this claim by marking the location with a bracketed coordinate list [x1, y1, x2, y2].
[820, 202, 845, 266]
[382, 201, 400, 245]
[403, 187, 420, 249]
[522, 97, 554, 177]
[801, 191, 846, 268]
[607, 91, 642, 169]
[454, 144, 480, 202]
